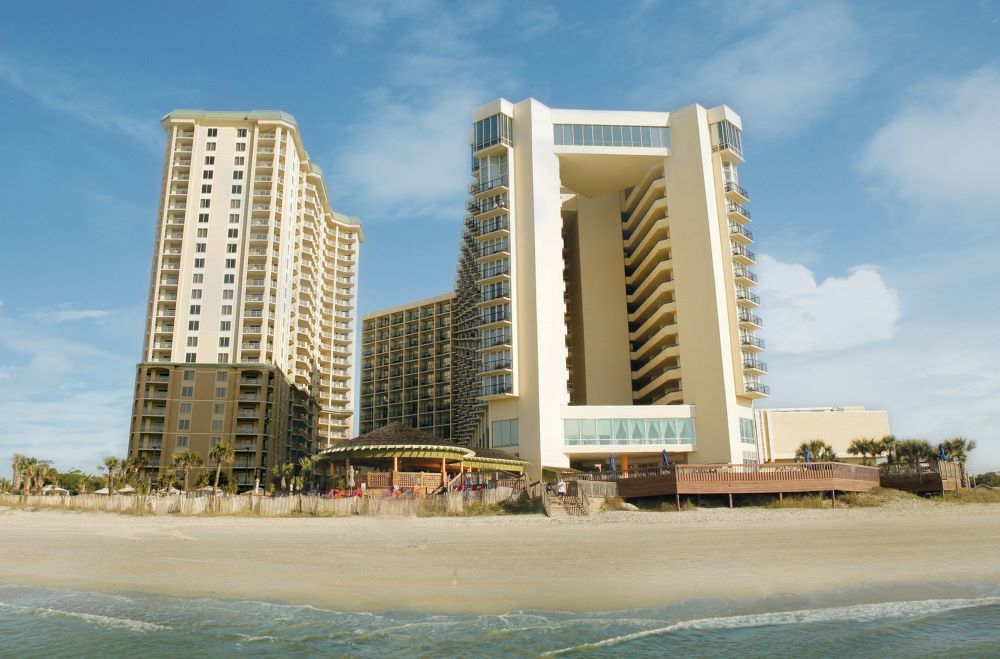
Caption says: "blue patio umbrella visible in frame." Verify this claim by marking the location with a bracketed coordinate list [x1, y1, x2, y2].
[804, 447, 811, 464]
[609, 454, 617, 472]
[662, 450, 670, 469]
[939, 443, 947, 461]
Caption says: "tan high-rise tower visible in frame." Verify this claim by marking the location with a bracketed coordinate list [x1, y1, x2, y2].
[127, 110, 362, 490]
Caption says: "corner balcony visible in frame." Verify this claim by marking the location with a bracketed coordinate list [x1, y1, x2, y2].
[743, 358, 768, 374]
[727, 202, 751, 224]
[724, 181, 749, 204]
[469, 174, 509, 197]
[713, 141, 744, 163]
[736, 289, 761, 307]
[733, 266, 758, 287]
[731, 243, 756, 265]
[738, 310, 763, 329]
[744, 381, 770, 398]
[741, 334, 765, 351]
[729, 222, 753, 243]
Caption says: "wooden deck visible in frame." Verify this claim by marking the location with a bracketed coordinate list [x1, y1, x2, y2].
[880, 461, 963, 494]
[605, 462, 881, 501]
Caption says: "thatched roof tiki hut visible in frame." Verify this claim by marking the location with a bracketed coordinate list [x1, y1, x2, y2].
[314, 423, 529, 493]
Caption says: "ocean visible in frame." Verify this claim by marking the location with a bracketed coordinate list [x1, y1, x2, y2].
[1, 582, 998, 657]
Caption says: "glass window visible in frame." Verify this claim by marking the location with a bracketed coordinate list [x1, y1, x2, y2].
[646, 419, 661, 442]
[630, 419, 644, 440]
[580, 418, 596, 440]
[597, 419, 612, 440]
[612, 125, 623, 146]
[614, 419, 629, 441]
[564, 419, 580, 440]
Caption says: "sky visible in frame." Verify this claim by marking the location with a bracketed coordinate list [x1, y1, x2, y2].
[1, 0, 999, 478]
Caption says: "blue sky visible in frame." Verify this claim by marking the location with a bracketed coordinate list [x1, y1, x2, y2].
[1, 0, 999, 477]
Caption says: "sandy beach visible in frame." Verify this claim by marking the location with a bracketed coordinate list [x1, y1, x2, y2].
[1, 502, 998, 614]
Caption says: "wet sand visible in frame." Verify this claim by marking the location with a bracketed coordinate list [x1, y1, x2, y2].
[1, 503, 998, 614]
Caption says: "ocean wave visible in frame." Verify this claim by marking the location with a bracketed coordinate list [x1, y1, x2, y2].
[543, 596, 1000, 655]
[0, 601, 171, 632]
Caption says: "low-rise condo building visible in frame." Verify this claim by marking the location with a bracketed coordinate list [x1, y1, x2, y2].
[754, 407, 893, 463]
[127, 110, 362, 489]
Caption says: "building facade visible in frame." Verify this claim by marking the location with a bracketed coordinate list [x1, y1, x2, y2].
[128, 110, 361, 489]
[359, 293, 454, 440]
[754, 407, 892, 463]
[458, 99, 768, 476]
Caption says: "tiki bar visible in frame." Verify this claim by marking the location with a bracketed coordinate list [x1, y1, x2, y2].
[314, 423, 529, 496]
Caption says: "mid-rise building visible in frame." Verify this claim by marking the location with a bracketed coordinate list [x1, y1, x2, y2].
[359, 293, 454, 439]
[127, 110, 362, 489]
[450, 98, 768, 476]
[754, 407, 892, 463]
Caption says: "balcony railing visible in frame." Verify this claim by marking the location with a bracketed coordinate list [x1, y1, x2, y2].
[738, 310, 763, 327]
[733, 267, 758, 283]
[744, 381, 770, 395]
[736, 289, 761, 305]
[741, 335, 765, 350]
[731, 244, 756, 262]
[743, 358, 767, 372]
[729, 223, 753, 241]
[469, 174, 509, 195]
[727, 202, 751, 221]
[724, 181, 749, 201]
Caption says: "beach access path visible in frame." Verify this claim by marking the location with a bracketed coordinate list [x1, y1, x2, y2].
[1, 503, 998, 614]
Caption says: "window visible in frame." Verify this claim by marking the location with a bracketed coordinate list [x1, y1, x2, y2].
[233, 170, 244, 180]
[230, 199, 241, 209]
[207, 128, 218, 137]
[203, 170, 214, 179]
[195, 243, 207, 253]
[189, 304, 201, 314]
[231, 185, 242, 194]
[220, 321, 231, 331]
[191, 289, 202, 299]
[562, 417, 696, 446]
[200, 199, 211, 208]
[215, 387, 227, 398]
[221, 305, 232, 315]
[204, 156, 215, 165]
[222, 290, 234, 300]
[194, 258, 205, 268]
[188, 321, 200, 331]
[177, 419, 191, 431]
[192, 274, 203, 283]
[237, 129, 247, 138]
[217, 351, 229, 363]
[216, 371, 228, 383]
[213, 404, 226, 416]
[235, 143, 247, 152]
[553, 123, 669, 148]
[211, 420, 224, 432]
[219, 337, 230, 347]
[223, 274, 235, 284]
[225, 259, 236, 268]
[198, 213, 209, 223]
[181, 386, 194, 397]
[187, 337, 198, 347]
[226, 244, 237, 253]
[179, 402, 192, 414]
[201, 184, 212, 194]
[197, 228, 208, 238]
[740, 418, 756, 445]
[183, 369, 195, 381]
[491, 419, 519, 448]
[176, 436, 189, 448]
[229, 213, 240, 223]
[206, 142, 217, 151]
[227, 228, 238, 238]
[234, 156, 245, 166]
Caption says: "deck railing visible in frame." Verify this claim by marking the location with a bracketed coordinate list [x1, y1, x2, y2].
[576, 462, 879, 484]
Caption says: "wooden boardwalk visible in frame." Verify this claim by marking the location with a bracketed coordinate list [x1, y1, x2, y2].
[597, 462, 880, 506]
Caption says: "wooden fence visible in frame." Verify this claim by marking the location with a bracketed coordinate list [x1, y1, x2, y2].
[0, 489, 519, 518]
[880, 461, 963, 493]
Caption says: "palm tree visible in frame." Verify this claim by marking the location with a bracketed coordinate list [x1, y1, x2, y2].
[158, 470, 179, 493]
[272, 463, 294, 494]
[172, 451, 203, 493]
[10, 454, 28, 492]
[25, 461, 53, 495]
[878, 435, 898, 464]
[894, 439, 935, 466]
[942, 437, 977, 466]
[847, 438, 883, 465]
[100, 456, 121, 492]
[298, 456, 314, 493]
[795, 440, 837, 462]
[209, 443, 235, 494]
[0, 478, 10, 494]
[122, 455, 148, 487]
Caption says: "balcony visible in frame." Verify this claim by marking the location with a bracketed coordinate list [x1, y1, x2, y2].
[741, 335, 765, 351]
[736, 289, 761, 306]
[733, 267, 758, 286]
[729, 223, 753, 243]
[469, 174, 509, 196]
[467, 196, 509, 216]
[738, 310, 763, 328]
[743, 358, 768, 374]
[727, 202, 751, 224]
[744, 381, 770, 397]
[713, 141, 744, 163]
[723, 181, 749, 204]
[731, 243, 756, 265]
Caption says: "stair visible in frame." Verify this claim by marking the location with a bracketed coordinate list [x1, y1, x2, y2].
[547, 495, 585, 518]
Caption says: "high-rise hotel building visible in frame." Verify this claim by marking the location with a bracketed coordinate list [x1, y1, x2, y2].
[358, 293, 454, 439]
[127, 110, 362, 489]
[451, 99, 768, 476]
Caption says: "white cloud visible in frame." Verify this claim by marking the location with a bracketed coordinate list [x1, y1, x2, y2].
[755, 254, 900, 353]
[0, 55, 159, 150]
[29, 309, 113, 323]
[859, 66, 1000, 219]
[670, 2, 869, 136]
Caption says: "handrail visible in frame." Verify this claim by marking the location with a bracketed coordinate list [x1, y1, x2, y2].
[577, 462, 879, 483]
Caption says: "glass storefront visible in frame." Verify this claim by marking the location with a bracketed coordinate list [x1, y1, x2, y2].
[563, 417, 695, 446]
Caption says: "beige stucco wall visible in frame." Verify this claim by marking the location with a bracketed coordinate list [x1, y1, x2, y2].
[756, 408, 892, 462]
